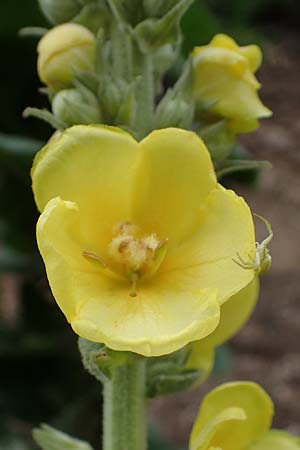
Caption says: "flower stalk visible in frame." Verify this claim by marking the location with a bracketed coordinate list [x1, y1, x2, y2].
[29, 2, 275, 450]
[103, 358, 147, 450]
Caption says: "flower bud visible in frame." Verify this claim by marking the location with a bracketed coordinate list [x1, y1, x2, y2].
[37, 23, 96, 90]
[38, 0, 82, 24]
[193, 34, 272, 125]
[52, 88, 102, 125]
[156, 97, 194, 129]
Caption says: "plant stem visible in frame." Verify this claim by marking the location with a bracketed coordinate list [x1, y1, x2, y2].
[103, 358, 147, 450]
[111, 21, 133, 82]
[133, 46, 155, 137]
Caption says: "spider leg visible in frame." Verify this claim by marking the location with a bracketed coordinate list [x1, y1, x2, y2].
[232, 257, 254, 270]
[235, 253, 248, 265]
[254, 213, 274, 247]
[247, 252, 256, 263]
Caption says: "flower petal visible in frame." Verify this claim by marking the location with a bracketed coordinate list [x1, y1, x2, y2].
[186, 278, 259, 380]
[209, 34, 262, 72]
[185, 342, 215, 385]
[190, 382, 274, 450]
[32, 125, 139, 252]
[240, 44, 262, 73]
[193, 56, 271, 120]
[132, 128, 216, 243]
[190, 407, 247, 450]
[72, 286, 220, 357]
[161, 185, 256, 305]
[37, 197, 100, 319]
[248, 430, 300, 450]
[202, 277, 259, 347]
[37, 198, 220, 357]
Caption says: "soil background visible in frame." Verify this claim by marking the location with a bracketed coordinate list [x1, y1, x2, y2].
[150, 35, 300, 447]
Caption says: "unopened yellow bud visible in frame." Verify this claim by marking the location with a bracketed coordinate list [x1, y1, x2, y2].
[193, 34, 272, 126]
[37, 23, 96, 90]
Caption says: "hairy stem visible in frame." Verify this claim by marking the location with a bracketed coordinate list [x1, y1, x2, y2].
[103, 358, 147, 450]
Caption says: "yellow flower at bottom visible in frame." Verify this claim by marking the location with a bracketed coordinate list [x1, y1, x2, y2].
[193, 34, 272, 128]
[32, 125, 256, 356]
[190, 382, 300, 450]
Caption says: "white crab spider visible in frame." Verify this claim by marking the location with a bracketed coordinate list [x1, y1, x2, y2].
[233, 214, 273, 275]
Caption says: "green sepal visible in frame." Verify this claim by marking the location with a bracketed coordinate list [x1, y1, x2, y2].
[95, 28, 106, 78]
[116, 80, 139, 128]
[156, 94, 194, 129]
[146, 346, 202, 398]
[134, 0, 194, 52]
[156, 58, 195, 128]
[143, 0, 191, 17]
[72, 68, 99, 94]
[152, 44, 178, 90]
[78, 338, 134, 383]
[38, 0, 82, 24]
[198, 120, 235, 162]
[52, 83, 102, 126]
[106, 0, 127, 23]
[78, 0, 98, 5]
[22, 107, 67, 130]
[107, 0, 144, 25]
[73, 3, 110, 34]
[33, 424, 94, 450]
[147, 369, 202, 398]
[98, 76, 128, 122]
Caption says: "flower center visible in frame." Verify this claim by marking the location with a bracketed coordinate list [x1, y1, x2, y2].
[83, 221, 168, 297]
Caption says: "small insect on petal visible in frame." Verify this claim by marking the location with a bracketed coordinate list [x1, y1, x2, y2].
[233, 214, 273, 275]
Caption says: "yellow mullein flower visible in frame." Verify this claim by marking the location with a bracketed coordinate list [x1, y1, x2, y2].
[32, 125, 256, 357]
[193, 34, 272, 131]
[186, 278, 259, 381]
[190, 382, 300, 450]
[37, 23, 96, 90]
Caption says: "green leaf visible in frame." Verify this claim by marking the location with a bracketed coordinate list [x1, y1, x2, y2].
[147, 369, 202, 398]
[217, 159, 271, 179]
[18, 26, 48, 37]
[147, 346, 202, 397]
[33, 424, 94, 450]
[134, 0, 194, 52]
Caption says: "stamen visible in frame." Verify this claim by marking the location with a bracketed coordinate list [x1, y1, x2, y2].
[83, 251, 107, 268]
[129, 273, 138, 297]
[157, 238, 169, 250]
